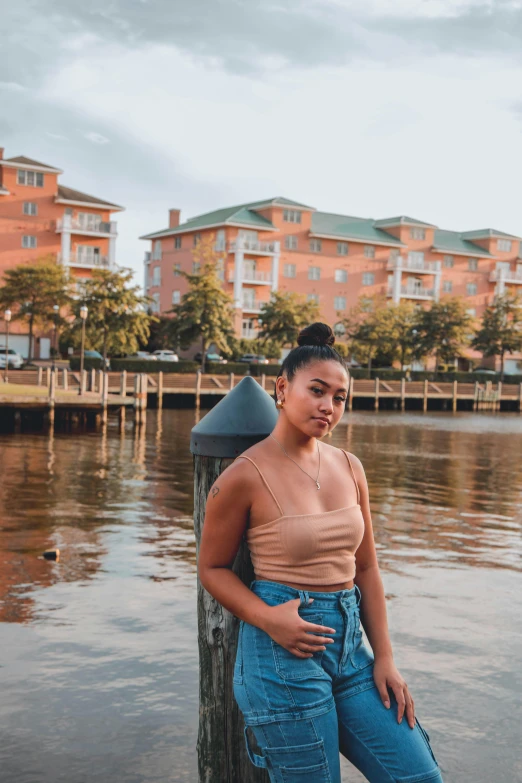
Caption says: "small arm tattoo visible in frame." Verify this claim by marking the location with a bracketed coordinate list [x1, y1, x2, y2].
[211, 485, 220, 498]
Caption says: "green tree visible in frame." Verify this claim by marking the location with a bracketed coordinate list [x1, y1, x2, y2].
[167, 237, 234, 371]
[63, 268, 154, 362]
[342, 296, 397, 375]
[471, 292, 522, 380]
[257, 291, 320, 348]
[387, 301, 425, 372]
[0, 257, 72, 361]
[414, 298, 473, 373]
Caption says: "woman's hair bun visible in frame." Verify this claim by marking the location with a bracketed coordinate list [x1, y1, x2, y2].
[297, 322, 335, 348]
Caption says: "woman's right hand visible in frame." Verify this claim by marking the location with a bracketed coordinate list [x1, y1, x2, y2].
[262, 598, 336, 658]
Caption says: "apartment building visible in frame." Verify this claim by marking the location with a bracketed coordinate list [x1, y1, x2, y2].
[141, 197, 522, 365]
[0, 147, 124, 357]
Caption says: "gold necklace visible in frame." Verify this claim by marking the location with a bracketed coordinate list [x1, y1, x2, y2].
[270, 433, 321, 490]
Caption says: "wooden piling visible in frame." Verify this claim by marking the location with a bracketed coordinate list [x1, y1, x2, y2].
[374, 377, 379, 411]
[195, 369, 202, 412]
[37, 366, 43, 386]
[497, 381, 502, 412]
[400, 377, 405, 412]
[120, 370, 127, 397]
[423, 379, 428, 412]
[229, 372, 234, 391]
[261, 373, 266, 390]
[48, 368, 56, 430]
[90, 368, 96, 392]
[157, 371, 163, 409]
[452, 380, 458, 412]
[46, 366, 51, 388]
[101, 372, 108, 426]
[63, 368, 68, 391]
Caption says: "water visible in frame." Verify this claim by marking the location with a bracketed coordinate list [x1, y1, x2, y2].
[0, 409, 521, 782]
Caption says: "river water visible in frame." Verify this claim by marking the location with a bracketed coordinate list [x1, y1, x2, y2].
[0, 409, 521, 783]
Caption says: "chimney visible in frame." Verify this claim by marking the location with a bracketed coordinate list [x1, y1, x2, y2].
[0, 148, 4, 160]
[169, 208, 181, 228]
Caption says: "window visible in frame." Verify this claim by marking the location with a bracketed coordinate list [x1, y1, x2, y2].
[334, 322, 346, 337]
[362, 272, 375, 285]
[283, 209, 301, 224]
[308, 266, 321, 280]
[443, 280, 453, 293]
[468, 258, 479, 271]
[410, 227, 426, 240]
[77, 245, 101, 264]
[334, 296, 346, 311]
[64, 207, 73, 217]
[467, 307, 476, 317]
[172, 290, 181, 305]
[309, 239, 322, 253]
[215, 229, 226, 251]
[174, 236, 182, 250]
[283, 263, 296, 278]
[151, 293, 160, 313]
[193, 233, 202, 247]
[22, 235, 37, 248]
[466, 282, 478, 296]
[192, 261, 200, 274]
[307, 294, 319, 304]
[78, 212, 102, 230]
[337, 242, 348, 256]
[174, 263, 181, 276]
[152, 267, 161, 286]
[17, 169, 44, 187]
[408, 251, 425, 266]
[335, 269, 348, 283]
[23, 202, 37, 216]
[389, 248, 400, 261]
[285, 235, 298, 250]
[364, 246, 375, 259]
[443, 255, 454, 268]
[152, 240, 162, 260]
[498, 239, 512, 252]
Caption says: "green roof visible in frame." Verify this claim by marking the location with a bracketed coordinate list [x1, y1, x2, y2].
[461, 228, 522, 241]
[311, 212, 405, 246]
[374, 215, 437, 228]
[140, 203, 275, 240]
[433, 229, 493, 257]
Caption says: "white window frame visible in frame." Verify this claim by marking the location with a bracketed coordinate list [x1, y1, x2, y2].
[443, 255, 454, 268]
[22, 235, 37, 248]
[337, 242, 348, 256]
[443, 280, 453, 293]
[172, 290, 181, 305]
[410, 227, 426, 240]
[173, 263, 181, 276]
[152, 266, 161, 287]
[192, 261, 200, 274]
[23, 201, 38, 216]
[283, 209, 302, 224]
[468, 258, 479, 271]
[309, 239, 322, 253]
[307, 293, 319, 304]
[77, 245, 101, 263]
[17, 170, 44, 187]
[174, 236, 182, 250]
[408, 251, 425, 264]
[152, 240, 162, 261]
[193, 233, 202, 247]
[151, 293, 160, 313]
[466, 282, 478, 296]
[362, 272, 375, 285]
[364, 245, 375, 259]
[285, 235, 298, 250]
[335, 269, 348, 283]
[77, 212, 102, 230]
[334, 296, 346, 310]
[497, 239, 512, 252]
[308, 266, 321, 281]
[283, 263, 296, 278]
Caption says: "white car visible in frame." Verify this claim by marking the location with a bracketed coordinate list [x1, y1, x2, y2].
[152, 350, 179, 362]
[134, 351, 157, 361]
[0, 348, 24, 369]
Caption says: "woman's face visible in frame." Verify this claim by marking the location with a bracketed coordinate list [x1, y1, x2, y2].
[276, 359, 349, 437]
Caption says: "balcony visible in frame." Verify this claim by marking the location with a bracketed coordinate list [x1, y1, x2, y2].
[58, 252, 111, 269]
[241, 327, 259, 339]
[490, 267, 522, 284]
[56, 217, 117, 237]
[228, 270, 273, 285]
[242, 297, 265, 313]
[387, 256, 440, 274]
[388, 284, 435, 300]
[229, 239, 279, 255]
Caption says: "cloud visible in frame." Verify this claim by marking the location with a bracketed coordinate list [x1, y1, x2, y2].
[84, 131, 110, 145]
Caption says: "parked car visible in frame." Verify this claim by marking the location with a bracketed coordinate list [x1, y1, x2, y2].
[71, 349, 110, 369]
[133, 351, 157, 361]
[194, 352, 227, 364]
[0, 348, 24, 369]
[238, 354, 269, 364]
[152, 350, 179, 362]
[471, 367, 498, 375]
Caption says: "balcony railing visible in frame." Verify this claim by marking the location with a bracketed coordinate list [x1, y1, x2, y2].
[490, 267, 522, 284]
[387, 256, 440, 273]
[56, 218, 117, 236]
[399, 284, 435, 299]
[59, 252, 111, 269]
[241, 327, 259, 339]
[242, 298, 265, 313]
[228, 270, 273, 284]
[229, 240, 278, 254]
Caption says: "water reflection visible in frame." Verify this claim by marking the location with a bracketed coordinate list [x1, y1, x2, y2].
[0, 409, 521, 782]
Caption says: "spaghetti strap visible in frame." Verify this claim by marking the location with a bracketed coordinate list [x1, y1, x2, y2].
[235, 456, 285, 517]
[342, 450, 360, 505]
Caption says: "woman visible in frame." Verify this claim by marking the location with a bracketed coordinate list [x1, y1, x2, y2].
[198, 322, 443, 783]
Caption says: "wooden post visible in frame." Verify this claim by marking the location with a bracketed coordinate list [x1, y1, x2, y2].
[400, 377, 405, 412]
[348, 374, 354, 411]
[63, 368, 68, 391]
[120, 370, 127, 397]
[81, 369, 87, 396]
[261, 373, 266, 390]
[452, 380, 458, 412]
[229, 372, 235, 391]
[48, 367, 56, 430]
[374, 377, 379, 411]
[90, 368, 95, 392]
[195, 369, 202, 412]
[46, 366, 51, 388]
[423, 379, 428, 412]
[473, 381, 479, 412]
[37, 366, 43, 386]
[101, 372, 109, 426]
[191, 377, 276, 783]
[98, 369, 104, 395]
[497, 381, 502, 413]
[157, 371, 163, 409]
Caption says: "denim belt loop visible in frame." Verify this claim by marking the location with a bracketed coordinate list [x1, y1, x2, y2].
[354, 583, 362, 606]
[298, 589, 310, 607]
[243, 726, 268, 769]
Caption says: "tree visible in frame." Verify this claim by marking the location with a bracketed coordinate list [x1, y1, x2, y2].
[167, 237, 235, 371]
[63, 268, 154, 361]
[0, 257, 72, 361]
[413, 298, 473, 372]
[387, 301, 425, 372]
[342, 296, 397, 375]
[471, 292, 522, 380]
[257, 291, 320, 348]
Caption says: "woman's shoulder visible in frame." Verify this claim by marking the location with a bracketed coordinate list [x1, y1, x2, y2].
[327, 444, 365, 473]
[217, 439, 272, 483]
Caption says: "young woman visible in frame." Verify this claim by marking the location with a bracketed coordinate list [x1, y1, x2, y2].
[198, 322, 443, 783]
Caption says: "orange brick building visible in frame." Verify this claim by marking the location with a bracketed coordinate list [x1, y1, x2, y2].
[141, 198, 522, 370]
[0, 148, 124, 358]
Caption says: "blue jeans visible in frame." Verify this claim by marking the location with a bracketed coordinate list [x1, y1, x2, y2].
[233, 580, 443, 783]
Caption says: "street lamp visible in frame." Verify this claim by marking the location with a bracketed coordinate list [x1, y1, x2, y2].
[4, 308, 11, 383]
[52, 304, 59, 373]
[78, 305, 88, 395]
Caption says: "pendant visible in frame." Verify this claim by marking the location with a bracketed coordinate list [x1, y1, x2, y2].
[316, 481, 321, 490]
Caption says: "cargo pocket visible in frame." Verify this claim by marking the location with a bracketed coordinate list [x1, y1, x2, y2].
[265, 739, 332, 782]
[271, 613, 326, 680]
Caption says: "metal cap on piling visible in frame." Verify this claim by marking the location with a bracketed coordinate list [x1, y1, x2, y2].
[190, 375, 278, 457]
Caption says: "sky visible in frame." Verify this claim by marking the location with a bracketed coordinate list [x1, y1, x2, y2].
[2, 0, 522, 288]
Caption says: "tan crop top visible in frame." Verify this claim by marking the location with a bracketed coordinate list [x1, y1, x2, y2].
[237, 449, 365, 585]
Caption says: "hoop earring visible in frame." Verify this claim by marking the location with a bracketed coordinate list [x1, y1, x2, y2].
[276, 398, 284, 409]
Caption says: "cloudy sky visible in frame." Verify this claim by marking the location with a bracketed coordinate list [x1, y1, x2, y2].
[2, 0, 522, 286]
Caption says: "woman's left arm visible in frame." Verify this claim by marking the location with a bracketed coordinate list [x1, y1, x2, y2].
[351, 453, 415, 729]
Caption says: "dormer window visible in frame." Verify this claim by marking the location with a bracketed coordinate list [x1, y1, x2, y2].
[17, 170, 44, 187]
[410, 227, 426, 240]
[497, 239, 512, 252]
[283, 209, 301, 224]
